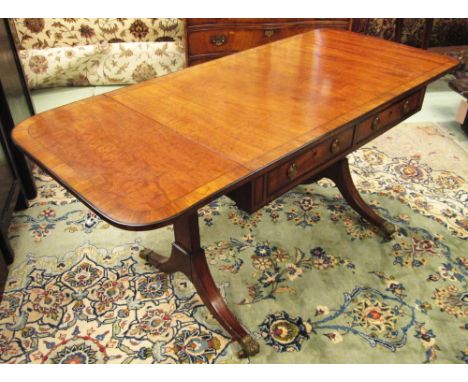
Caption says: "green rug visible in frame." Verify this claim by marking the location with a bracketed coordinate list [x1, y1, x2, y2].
[1, 122, 467, 364]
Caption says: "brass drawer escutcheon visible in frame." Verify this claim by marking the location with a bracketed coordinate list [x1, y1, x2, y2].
[330, 138, 340, 154]
[210, 34, 228, 46]
[403, 99, 411, 114]
[264, 29, 276, 38]
[287, 162, 298, 180]
[371, 115, 381, 131]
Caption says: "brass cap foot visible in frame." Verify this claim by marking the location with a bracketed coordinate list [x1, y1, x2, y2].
[237, 335, 260, 358]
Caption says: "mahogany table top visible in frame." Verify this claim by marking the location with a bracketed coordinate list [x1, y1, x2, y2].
[13, 29, 458, 230]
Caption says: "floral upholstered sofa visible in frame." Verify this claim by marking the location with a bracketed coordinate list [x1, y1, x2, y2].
[9, 18, 187, 112]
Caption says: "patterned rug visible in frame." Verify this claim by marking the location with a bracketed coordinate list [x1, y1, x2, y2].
[1, 122, 467, 364]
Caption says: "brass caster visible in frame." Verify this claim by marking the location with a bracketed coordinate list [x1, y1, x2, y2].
[381, 222, 397, 238]
[237, 335, 260, 358]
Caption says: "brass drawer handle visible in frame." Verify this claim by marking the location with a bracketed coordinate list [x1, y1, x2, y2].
[210, 34, 227, 47]
[371, 115, 381, 131]
[330, 138, 340, 154]
[403, 99, 411, 114]
[287, 162, 298, 180]
[264, 29, 276, 38]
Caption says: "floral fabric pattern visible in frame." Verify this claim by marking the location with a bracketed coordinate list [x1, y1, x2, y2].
[364, 18, 468, 47]
[19, 42, 186, 89]
[10, 18, 185, 50]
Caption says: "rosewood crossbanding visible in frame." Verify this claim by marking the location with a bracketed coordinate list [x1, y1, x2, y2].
[12, 29, 458, 357]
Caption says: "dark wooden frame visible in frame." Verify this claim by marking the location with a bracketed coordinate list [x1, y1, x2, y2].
[1, 82, 29, 265]
[0, 19, 36, 200]
[0, 19, 37, 287]
[0, 81, 30, 300]
[0, 18, 36, 293]
[0, 246, 8, 302]
[0, 78, 30, 271]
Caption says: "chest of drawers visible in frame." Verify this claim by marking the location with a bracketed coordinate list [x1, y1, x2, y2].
[186, 18, 352, 66]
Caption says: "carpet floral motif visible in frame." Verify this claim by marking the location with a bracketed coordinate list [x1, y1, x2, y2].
[348, 147, 467, 239]
[0, 242, 231, 364]
[1, 123, 467, 363]
[258, 286, 416, 353]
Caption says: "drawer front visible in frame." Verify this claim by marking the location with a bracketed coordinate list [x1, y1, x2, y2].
[266, 127, 354, 196]
[189, 27, 312, 55]
[355, 90, 422, 144]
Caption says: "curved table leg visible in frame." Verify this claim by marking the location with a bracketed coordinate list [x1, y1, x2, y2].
[140, 211, 259, 358]
[322, 158, 396, 238]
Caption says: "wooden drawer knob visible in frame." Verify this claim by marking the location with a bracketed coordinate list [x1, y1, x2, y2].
[403, 100, 411, 114]
[371, 115, 381, 131]
[287, 162, 298, 180]
[210, 34, 228, 47]
[330, 138, 340, 154]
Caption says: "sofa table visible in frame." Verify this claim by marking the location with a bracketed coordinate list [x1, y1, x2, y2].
[12, 29, 458, 357]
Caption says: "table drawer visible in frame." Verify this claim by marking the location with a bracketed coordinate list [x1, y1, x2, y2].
[266, 127, 354, 196]
[189, 26, 321, 56]
[355, 90, 422, 144]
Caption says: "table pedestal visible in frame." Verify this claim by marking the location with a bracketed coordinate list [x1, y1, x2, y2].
[140, 211, 260, 358]
[141, 157, 396, 357]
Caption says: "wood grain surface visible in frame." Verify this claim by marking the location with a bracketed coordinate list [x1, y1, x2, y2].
[13, 29, 459, 229]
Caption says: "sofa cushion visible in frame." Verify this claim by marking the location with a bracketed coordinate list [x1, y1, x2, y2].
[20, 41, 186, 89]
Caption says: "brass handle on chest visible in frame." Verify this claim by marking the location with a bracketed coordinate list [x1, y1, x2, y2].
[287, 162, 298, 180]
[330, 138, 340, 154]
[210, 34, 227, 47]
[264, 29, 276, 38]
[403, 100, 411, 114]
[371, 116, 381, 131]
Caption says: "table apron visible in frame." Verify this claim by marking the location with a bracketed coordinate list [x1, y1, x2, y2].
[227, 86, 425, 213]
